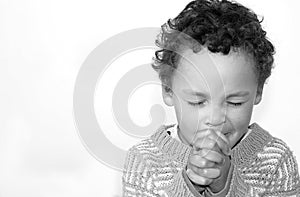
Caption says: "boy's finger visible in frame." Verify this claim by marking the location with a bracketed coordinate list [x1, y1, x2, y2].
[194, 129, 230, 145]
[192, 129, 213, 145]
[215, 130, 230, 145]
[189, 154, 215, 168]
[190, 166, 221, 179]
[186, 169, 213, 186]
[193, 137, 217, 151]
[207, 133, 230, 156]
[193, 129, 230, 155]
[194, 148, 224, 164]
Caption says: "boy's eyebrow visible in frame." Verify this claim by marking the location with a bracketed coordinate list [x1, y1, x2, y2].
[182, 89, 250, 98]
[182, 89, 209, 98]
[226, 91, 250, 98]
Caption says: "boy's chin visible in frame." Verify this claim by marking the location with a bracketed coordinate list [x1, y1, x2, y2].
[227, 132, 246, 149]
[226, 134, 235, 149]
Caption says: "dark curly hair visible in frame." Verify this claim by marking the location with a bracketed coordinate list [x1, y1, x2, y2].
[151, 0, 275, 93]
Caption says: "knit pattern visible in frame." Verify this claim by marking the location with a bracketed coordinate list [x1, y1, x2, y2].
[122, 123, 300, 197]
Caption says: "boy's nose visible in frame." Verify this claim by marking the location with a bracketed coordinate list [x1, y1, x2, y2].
[205, 105, 226, 127]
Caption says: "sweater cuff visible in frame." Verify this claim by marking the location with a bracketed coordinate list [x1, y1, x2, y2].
[164, 169, 204, 197]
[204, 163, 234, 197]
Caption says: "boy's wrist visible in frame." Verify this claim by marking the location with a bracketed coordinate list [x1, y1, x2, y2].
[205, 162, 233, 196]
[208, 177, 226, 193]
[205, 184, 226, 197]
[182, 166, 206, 194]
[209, 155, 232, 193]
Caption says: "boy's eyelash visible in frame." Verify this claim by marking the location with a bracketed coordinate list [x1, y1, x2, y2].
[187, 101, 206, 106]
[187, 101, 244, 107]
[227, 102, 243, 107]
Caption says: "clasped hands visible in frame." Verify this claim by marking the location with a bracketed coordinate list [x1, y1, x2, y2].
[186, 129, 232, 194]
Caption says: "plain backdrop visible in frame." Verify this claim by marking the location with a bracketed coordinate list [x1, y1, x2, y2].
[1, 0, 300, 196]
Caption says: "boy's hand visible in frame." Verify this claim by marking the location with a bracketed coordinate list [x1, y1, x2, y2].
[208, 150, 231, 193]
[186, 129, 231, 193]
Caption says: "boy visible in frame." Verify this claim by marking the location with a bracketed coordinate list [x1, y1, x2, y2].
[122, 0, 300, 196]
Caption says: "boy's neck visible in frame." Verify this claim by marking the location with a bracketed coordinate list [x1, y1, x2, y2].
[176, 126, 192, 147]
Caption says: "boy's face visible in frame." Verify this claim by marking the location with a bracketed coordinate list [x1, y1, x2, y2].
[162, 47, 262, 149]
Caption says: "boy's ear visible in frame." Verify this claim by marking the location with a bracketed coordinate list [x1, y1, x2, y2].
[254, 85, 263, 105]
[162, 84, 174, 106]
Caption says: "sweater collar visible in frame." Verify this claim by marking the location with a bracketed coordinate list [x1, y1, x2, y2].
[150, 124, 192, 165]
[150, 122, 272, 166]
[230, 123, 272, 166]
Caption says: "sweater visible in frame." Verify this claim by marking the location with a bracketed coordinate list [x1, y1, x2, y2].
[122, 123, 300, 197]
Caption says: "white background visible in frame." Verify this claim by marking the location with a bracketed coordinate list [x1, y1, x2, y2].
[1, 0, 300, 196]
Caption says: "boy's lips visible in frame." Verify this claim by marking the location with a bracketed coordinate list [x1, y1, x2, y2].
[224, 132, 230, 137]
[198, 127, 231, 135]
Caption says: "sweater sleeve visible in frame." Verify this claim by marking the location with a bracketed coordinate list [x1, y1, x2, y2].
[163, 168, 204, 197]
[122, 146, 205, 197]
[204, 162, 233, 197]
[263, 142, 300, 197]
[122, 146, 154, 197]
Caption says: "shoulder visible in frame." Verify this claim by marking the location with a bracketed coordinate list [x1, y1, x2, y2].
[260, 136, 293, 163]
[254, 131, 300, 192]
[123, 124, 172, 167]
[266, 135, 299, 174]
[126, 123, 177, 154]
[254, 130, 298, 174]
[237, 126, 300, 194]
[122, 124, 178, 187]
[243, 123, 299, 173]
[260, 136, 300, 195]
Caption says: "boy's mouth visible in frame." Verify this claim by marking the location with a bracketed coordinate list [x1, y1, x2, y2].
[224, 132, 231, 138]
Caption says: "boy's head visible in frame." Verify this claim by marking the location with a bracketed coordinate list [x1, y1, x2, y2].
[151, 0, 275, 149]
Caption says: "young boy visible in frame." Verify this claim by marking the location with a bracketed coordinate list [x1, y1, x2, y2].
[122, 0, 300, 196]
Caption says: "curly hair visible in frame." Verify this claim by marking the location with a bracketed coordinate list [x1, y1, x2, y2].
[151, 0, 275, 92]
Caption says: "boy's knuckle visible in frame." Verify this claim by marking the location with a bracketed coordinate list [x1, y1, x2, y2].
[207, 129, 213, 135]
[197, 177, 206, 185]
[188, 157, 196, 165]
[208, 141, 215, 148]
[200, 158, 208, 167]
[197, 168, 205, 176]
[201, 149, 210, 157]
[203, 178, 212, 185]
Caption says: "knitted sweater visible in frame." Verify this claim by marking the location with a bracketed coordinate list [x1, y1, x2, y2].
[122, 123, 300, 197]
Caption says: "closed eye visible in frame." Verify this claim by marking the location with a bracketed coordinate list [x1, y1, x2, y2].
[187, 101, 244, 107]
[187, 101, 206, 106]
[227, 102, 243, 107]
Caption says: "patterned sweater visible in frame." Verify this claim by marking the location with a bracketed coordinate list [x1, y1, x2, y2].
[122, 123, 300, 197]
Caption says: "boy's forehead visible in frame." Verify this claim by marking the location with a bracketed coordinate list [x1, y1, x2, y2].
[173, 47, 257, 92]
[177, 47, 254, 73]
[176, 48, 223, 87]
